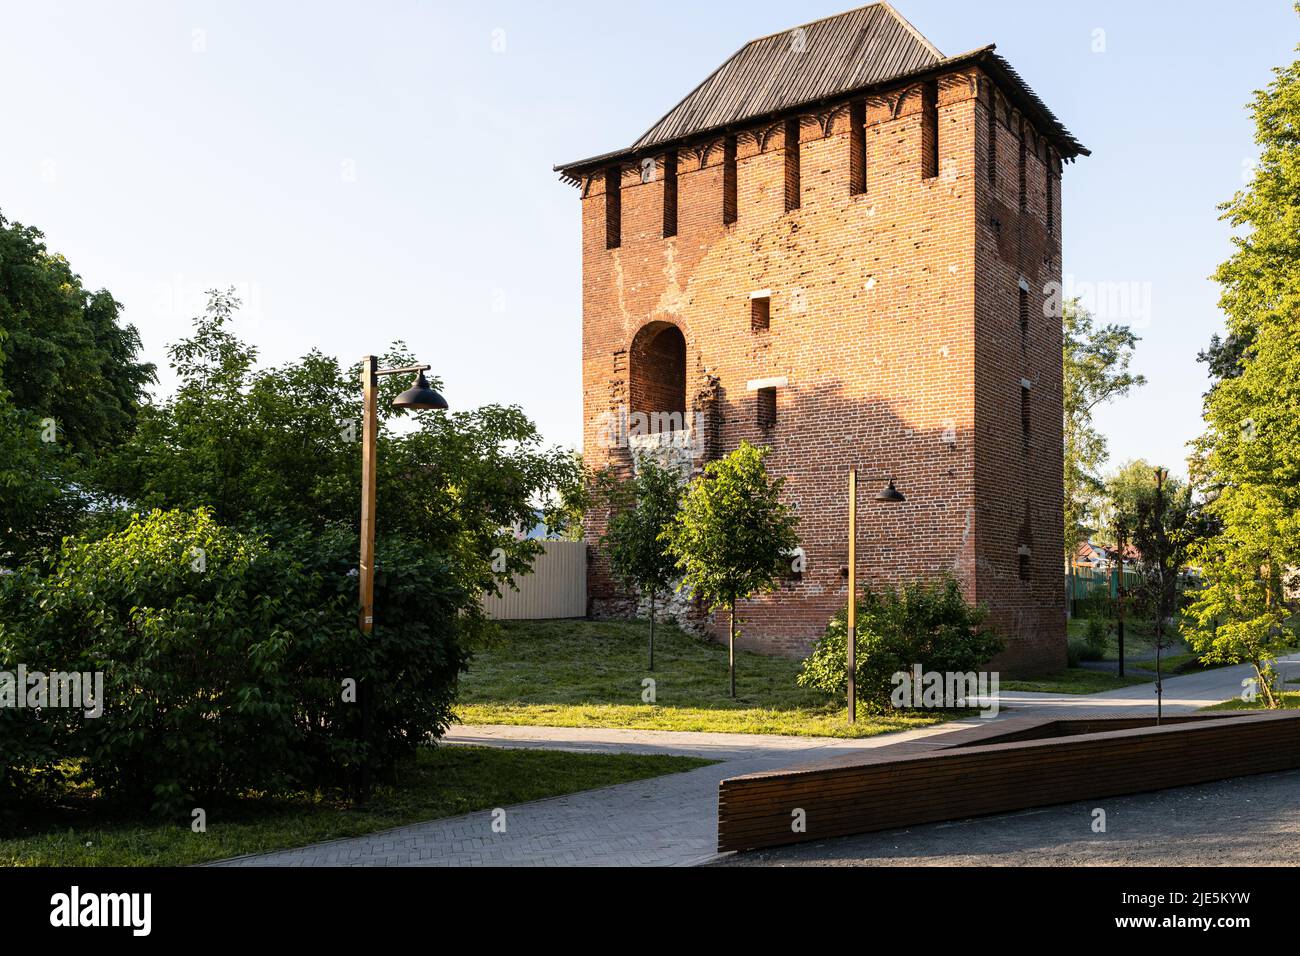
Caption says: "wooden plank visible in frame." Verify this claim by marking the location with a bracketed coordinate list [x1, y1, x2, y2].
[717, 713, 1300, 852]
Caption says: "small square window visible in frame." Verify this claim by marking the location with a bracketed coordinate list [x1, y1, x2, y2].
[751, 295, 771, 331]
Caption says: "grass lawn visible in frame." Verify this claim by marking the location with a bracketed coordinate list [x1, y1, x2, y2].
[1067, 615, 1171, 644]
[999, 668, 1151, 695]
[1117, 648, 1296, 677]
[0, 745, 712, 867]
[455, 619, 964, 738]
[1002, 649, 1300, 695]
[1153, 652, 1215, 673]
[1069, 614, 1299, 669]
[1203, 692, 1300, 712]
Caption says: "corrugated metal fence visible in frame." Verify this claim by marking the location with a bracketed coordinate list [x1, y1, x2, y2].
[482, 541, 587, 620]
[1067, 565, 1141, 601]
[1065, 564, 1203, 618]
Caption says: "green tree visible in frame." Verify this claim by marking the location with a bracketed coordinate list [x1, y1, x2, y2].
[663, 442, 799, 696]
[1062, 301, 1146, 555]
[96, 290, 580, 602]
[0, 213, 154, 561]
[1130, 469, 1200, 716]
[0, 404, 88, 562]
[0, 213, 154, 453]
[1185, 18, 1300, 709]
[1096, 459, 1174, 548]
[1099, 463, 1200, 602]
[1185, 495, 1291, 708]
[598, 458, 685, 669]
[546, 449, 589, 542]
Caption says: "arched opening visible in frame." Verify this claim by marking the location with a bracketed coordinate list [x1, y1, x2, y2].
[629, 322, 686, 435]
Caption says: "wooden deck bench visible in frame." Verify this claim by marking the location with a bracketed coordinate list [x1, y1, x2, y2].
[717, 711, 1300, 853]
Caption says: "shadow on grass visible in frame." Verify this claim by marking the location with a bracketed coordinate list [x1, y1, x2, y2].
[0, 745, 712, 867]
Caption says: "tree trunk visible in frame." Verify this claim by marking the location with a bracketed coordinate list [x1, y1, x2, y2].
[1154, 616, 1163, 725]
[1116, 556, 1126, 678]
[729, 598, 737, 698]
[1255, 660, 1278, 709]
[648, 589, 655, 672]
[1067, 559, 1075, 619]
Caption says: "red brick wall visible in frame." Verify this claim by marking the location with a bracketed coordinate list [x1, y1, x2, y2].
[972, 77, 1067, 672]
[577, 66, 1067, 674]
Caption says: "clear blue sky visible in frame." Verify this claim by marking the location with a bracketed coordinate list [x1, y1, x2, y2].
[1, 0, 1293, 479]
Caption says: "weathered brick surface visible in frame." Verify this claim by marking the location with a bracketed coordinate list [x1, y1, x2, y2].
[575, 66, 1068, 674]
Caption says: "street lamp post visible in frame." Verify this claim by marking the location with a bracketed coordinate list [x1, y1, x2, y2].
[1115, 523, 1127, 679]
[1153, 465, 1168, 725]
[357, 358, 448, 632]
[846, 468, 906, 723]
[356, 356, 447, 796]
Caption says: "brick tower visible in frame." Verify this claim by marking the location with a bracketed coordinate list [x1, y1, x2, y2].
[556, 2, 1088, 674]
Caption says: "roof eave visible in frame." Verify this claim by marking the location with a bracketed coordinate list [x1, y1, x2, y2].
[977, 48, 1090, 160]
[554, 45, 1087, 186]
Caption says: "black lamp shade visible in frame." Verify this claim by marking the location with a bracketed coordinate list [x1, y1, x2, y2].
[875, 479, 905, 503]
[392, 371, 448, 411]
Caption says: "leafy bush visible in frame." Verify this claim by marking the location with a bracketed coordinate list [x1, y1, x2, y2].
[0, 683, 62, 812]
[1067, 637, 1104, 667]
[0, 508, 472, 816]
[797, 578, 1002, 709]
[1083, 615, 1109, 654]
[2, 291, 575, 814]
[1078, 586, 1114, 622]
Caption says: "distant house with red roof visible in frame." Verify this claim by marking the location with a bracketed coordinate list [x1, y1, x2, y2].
[1072, 540, 1141, 570]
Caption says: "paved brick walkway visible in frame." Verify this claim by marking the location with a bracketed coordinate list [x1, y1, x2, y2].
[994, 652, 1300, 716]
[209, 723, 968, 867]
[211, 654, 1299, 867]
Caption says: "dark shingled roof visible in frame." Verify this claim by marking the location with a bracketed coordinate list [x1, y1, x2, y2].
[556, 2, 1086, 183]
[633, 2, 941, 151]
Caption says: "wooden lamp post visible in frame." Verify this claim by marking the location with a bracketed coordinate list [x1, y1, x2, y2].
[1152, 465, 1168, 725]
[846, 468, 906, 723]
[357, 358, 448, 633]
[356, 357, 446, 796]
[1115, 522, 1128, 678]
